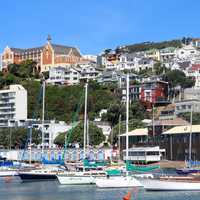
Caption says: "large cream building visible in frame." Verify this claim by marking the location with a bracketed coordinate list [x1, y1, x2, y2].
[1, 35, 82, 72]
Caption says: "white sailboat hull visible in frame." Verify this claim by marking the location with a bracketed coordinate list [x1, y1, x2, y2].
[138, 178, 200, 191]
[57, 170, 107, 185]
[57, 175, 95, 185]
[95, 176, 142, 188]
[0, 170, 18, 177]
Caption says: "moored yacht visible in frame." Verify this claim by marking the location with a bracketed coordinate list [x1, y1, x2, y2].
[136, 175, 200, 191]
[18, 166, 66, 182]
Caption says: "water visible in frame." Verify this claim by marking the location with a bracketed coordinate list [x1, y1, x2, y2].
[0, 177, 200, 200]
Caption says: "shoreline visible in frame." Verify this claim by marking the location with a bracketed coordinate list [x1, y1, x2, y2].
[159, 160, 185, 169]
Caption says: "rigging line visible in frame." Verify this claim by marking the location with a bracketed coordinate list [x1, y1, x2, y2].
[20, 83, 43, 161]
[62, 89, 85, 160]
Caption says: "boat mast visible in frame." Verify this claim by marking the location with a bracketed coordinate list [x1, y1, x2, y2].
[42, 78, 45, 156]
[83, 82, 88, 165]
[126, 74, 129, 176]
[87, 118, 89, 147]
[189, 103, 193, 162]
[118, 114, 121, 160]
[29, 126, 32, 164]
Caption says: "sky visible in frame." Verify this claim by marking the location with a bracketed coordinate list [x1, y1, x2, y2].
[1, 0, 200, 55]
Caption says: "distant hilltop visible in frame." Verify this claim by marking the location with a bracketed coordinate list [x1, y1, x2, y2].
[104, 37, 199, 54]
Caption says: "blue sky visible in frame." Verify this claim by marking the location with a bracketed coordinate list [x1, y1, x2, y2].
[1, 0, 200, 54]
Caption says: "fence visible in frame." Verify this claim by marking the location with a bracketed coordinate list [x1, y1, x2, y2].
[0, 148, 118, 162]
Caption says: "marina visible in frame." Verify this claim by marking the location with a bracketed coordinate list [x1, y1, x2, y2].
[1, 176, 200, 200]
[1, 0, 200, 199]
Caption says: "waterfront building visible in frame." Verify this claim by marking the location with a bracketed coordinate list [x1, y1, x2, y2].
[120, 128, 148, 149]
[162, 125, 200, 160]
[122, 146, 163, 163]
[0, 85, 27, 127]
[1, 35, 82, 72]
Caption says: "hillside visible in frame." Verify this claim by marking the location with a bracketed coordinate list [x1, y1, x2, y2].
[22, 80, 120, 122]
[123, 39, 182, 52]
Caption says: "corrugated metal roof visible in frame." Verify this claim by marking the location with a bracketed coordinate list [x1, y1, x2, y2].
[120, 128, 148, 136]
[162, 125, 200, 135]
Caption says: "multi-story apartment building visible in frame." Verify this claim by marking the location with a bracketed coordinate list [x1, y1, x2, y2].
[0, 85, 27, 127]
[1, 35, 82, 72]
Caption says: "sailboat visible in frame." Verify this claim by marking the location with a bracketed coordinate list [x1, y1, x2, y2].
[136, 104, 200, 191]
[19, 78, 66, 182]
[95, 74, 142, 188]
[57, 82, 107, 185]
[176, 103, 200, 175]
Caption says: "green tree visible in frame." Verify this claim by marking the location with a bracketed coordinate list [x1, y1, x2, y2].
[8, 60, 37, 79]
[0, 128, 41, 149]
[54, 121, 105, 146]
[163, 69, 195, 88]
[129, 101, 148, 120]
[105, 103, 126, 127]
[153, 62, 169, 75]
[178, 112, 200, 125]
[110, 119, 145, 145]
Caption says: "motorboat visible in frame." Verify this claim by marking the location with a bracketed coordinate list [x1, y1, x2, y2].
[136, 175, 200, 191]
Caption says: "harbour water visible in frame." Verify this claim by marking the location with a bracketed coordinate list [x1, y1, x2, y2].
[1, 177, 200, 200]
